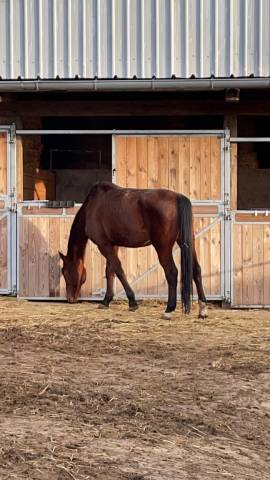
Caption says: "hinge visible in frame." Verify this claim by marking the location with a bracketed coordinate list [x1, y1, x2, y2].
[9, 187, 17, 212]
[11, 285, 17, 296]
[9, 123, 16, 144]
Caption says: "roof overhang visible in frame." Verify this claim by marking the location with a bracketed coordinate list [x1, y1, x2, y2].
[0, 78, 270, 92]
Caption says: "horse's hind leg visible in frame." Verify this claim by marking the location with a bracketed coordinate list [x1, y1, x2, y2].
[192, 246, 208, 319]
[154, 245, 178, 320]
[98, 244, 138, 311]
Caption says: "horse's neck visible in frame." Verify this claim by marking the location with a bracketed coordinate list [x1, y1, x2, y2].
[67, 206, 88, 261]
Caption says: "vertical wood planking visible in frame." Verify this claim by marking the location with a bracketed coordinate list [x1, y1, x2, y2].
[126, 137, 137, 291]
[38, 217, 50, 296]
[242, 224, 253, 305]
[147, 137, 159, 296]
[201, 218, 211, 295]
[168, 137, 179, 192]
[190, 137, 201, 200]
[210, 136, 221, 200]
[210, 221, 221, 295]
[0, 133, 7, 196]
[126, 137, 137, 187]
[115, 136, 127, 187]
[136, 137, 148, 296]
[157, 137, 169, 294]
[19, 217, 29, 297]
[178, 137, 190, 196]
[81, 240, 92, 297]
[157, 137, 169, 189]
[49, 217, 60, 297]
[200, 136, 211, 200]
[263, 225, 270, 305]
[233, 224, 243, 305]
[252, 225, 264, 305]
[0, 215, 7, 289]
[147, 137, 159, 189]
[59, 218, 71, 297]
[28, 218, 39, 297]
[136, 137, 148, 188]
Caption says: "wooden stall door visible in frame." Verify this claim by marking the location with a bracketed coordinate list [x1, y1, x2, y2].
[232, 212, 270, 307]
[114, 135, 224, 300]
[18, 206, 106, 299]
[0, 131, 11, 293]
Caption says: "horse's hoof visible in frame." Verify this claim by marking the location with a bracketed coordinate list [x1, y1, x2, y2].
[98, 303, 109, 309]
[129, 304, 138, 312]
[198, 312, 208, 319]
[198, 301, 208, 319]
[161, 312, 171, 320]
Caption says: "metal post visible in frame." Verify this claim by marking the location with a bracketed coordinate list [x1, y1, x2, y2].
[223, 128, 231, 304]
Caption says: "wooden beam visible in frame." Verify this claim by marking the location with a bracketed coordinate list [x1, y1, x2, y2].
[2, 98, 270, 117]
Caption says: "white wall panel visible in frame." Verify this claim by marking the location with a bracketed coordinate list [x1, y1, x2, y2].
[0, 0, 270, 80]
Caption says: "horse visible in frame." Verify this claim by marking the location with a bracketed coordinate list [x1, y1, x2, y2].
[59, 181, 208, 319]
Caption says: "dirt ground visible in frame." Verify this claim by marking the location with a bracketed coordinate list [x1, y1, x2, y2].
[0, 298, 269, 480]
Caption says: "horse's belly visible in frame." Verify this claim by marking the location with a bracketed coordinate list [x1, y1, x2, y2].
[108, 227, 150, 247]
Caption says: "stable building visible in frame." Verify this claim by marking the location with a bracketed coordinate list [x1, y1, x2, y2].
[0, 0, 270, 307]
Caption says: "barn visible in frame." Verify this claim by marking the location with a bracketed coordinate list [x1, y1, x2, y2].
[0, 0, 270, 308]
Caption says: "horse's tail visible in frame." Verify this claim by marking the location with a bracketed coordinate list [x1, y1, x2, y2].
[177, 195, 193, 314]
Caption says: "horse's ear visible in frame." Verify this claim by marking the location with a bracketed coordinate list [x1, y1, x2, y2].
[59, 251, 66, 262]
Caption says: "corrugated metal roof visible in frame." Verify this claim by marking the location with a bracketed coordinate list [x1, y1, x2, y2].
[0, 0, 270, 81]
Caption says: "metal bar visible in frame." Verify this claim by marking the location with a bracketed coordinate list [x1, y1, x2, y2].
[170, 0, 174, 75]
[126, 0, 130, 77]
[231, 305, 270, 309]
[96, 0, 101, 76]
[155, 0, 159, 77]
[23, 0, 29, 78]
[81, 0, 86, 77]
[112, 134, 116, 183]
[111, 0, 116, 77]
[116, 294, 223, 300]
[140, 0, 145, 78]
[38, 0, 43, 78]
[16, 129, 225, 135]
[8, 0, 14, 78]
[231, 137, 270, 142]
[116, 214, 223, 298]
[66, 0, 72, 78]
[223, 129, 231, 302]
[52, 0, 57, 77]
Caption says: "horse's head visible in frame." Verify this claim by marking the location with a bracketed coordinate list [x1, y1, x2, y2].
[59, 251, 86, 303]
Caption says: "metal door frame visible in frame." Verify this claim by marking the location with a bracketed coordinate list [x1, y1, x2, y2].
[14, 128, 231, 301]
[230, 136, 270, 307]
[112, 130, 231, 302]
[0, 125, 16, 294]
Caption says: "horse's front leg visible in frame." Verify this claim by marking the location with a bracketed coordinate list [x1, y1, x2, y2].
[99, 258, 116, 309]
[98, 244, 138, 311]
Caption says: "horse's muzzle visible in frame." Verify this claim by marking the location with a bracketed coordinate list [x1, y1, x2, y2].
[67, 298, 78, 304]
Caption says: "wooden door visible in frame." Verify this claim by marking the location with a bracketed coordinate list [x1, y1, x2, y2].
[18, 205, 106, 299]
[114, 135, 224, 300]
[232, 212, 270, 307]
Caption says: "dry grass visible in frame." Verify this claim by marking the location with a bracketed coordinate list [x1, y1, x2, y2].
[0, 297, 269, 479]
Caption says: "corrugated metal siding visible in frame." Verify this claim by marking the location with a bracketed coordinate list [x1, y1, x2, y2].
[0, 0, 270, 80]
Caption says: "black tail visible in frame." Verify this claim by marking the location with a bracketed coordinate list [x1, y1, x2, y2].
[177, 195, 193, 314]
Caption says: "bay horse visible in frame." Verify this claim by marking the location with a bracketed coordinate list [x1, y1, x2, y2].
[59, 181, 208, 319]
